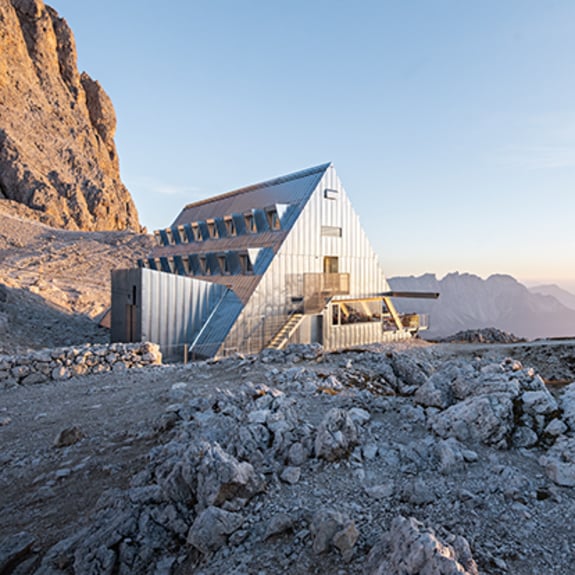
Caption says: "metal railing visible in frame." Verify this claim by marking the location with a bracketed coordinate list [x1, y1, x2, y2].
[232, 307, 303, 355]
[400, 313, 430, 331]
[303, 273, 350, 313]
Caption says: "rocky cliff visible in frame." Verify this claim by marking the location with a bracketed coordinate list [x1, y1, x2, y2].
[0, 0, 140, 231]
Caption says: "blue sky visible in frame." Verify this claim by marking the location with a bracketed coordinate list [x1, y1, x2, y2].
[49, 0, 575, 292]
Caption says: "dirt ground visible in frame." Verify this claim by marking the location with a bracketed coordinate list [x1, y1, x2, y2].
[1, 339, 574, 574]
[1, 208, 575, 574]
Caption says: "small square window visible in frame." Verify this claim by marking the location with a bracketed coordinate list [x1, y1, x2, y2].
[321, 226, 342, 237]
[324, 188, 339, 200]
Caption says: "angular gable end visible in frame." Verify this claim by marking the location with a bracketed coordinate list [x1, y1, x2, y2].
[217, 164, 408, 356]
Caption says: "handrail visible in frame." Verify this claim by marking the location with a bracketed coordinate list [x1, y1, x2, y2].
[188, 288, 230, 357]
[235, 305, 303, 354]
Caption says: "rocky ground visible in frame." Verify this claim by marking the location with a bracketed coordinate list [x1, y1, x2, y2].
[0, 203, 152, 354]
[1, 205, 575, 575]
[1, 339, 575, 575]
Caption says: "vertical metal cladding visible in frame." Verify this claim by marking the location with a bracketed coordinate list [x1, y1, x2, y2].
[219, 164, 401, 355]
[115, 163, 409, 360]
[112, 268, 229, 362]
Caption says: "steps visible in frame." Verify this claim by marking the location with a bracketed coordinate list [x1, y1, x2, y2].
[267, 313, 304, 350]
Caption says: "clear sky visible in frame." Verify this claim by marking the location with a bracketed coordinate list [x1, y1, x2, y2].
[49, 0, 575, 293]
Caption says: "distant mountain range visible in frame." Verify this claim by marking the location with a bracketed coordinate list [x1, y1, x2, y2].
[388, 273, 575, 340]
[528, 284, 575, 312]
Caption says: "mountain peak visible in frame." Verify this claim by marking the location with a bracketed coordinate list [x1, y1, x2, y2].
[0, 0, 141, 231]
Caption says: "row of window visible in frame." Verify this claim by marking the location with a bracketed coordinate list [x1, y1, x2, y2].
[154, 204, 288, 247]
[138, 250, 255, 277]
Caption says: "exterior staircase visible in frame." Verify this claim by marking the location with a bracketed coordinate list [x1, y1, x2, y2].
[266, 313, 304, 350]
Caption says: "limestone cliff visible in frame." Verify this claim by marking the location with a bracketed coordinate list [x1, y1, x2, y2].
[0, 0, 140, 231]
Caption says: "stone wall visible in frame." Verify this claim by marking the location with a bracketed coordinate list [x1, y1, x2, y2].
[0, 342, 162, 388]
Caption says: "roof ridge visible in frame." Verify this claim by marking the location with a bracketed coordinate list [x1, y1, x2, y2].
[182, 162, 331, 211]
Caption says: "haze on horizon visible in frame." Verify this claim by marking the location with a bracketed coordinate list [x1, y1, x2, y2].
[48, 0, 575, 294]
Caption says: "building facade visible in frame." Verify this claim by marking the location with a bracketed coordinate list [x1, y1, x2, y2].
[112, 163, 432, 361]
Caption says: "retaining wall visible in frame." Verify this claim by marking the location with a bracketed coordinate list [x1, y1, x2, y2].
[0, 342, 162, 388]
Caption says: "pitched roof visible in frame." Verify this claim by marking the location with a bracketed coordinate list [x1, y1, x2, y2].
[145, 162, 331, 303]
[173, 162, 330, 224]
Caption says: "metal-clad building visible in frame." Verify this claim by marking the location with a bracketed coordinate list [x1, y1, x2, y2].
[112, 163, 431, 360]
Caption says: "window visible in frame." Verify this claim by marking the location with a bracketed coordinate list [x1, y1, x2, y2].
[224, 216, 236, 236]
[191, 223, 202, 241]
[217, 254, 230, 275]
[244, 212, 256, 233]
[239, 253, 254, 274]
[323, 256, 339, 274]
[265, 207, 281, 230]
[331, 303, 341, 326]
[207, 219, 219, 239]
[176, 226, 187, 243]
[324, 188, 339, 200]
[321, 226, 342, 237]
[332, 300, 382, 325]
[198, 256, 208, 275]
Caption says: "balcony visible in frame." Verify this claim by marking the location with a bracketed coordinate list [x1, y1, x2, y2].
[303, 273, 350, 313]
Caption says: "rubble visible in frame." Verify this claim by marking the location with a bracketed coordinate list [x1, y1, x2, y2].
[1, 342, 575, 574]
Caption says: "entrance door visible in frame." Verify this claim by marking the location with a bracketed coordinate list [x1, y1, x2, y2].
[323, 256, 339, 274]
[310, 314, 323, 344]
[125, 304, 137, 342]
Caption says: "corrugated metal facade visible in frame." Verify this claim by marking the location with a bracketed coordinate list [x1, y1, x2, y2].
[111, 268, 230, 362]
[218, 164, 409, 355]
[112, 163, 412, 360]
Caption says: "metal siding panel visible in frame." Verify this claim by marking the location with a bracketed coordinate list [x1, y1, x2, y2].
[134, 164, 402, 357]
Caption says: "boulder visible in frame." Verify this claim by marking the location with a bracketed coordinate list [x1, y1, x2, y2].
[429, 393, 514, 446]
[367, 516, 479, 575]
[315, 408, 358, 461]
[309, 509, 358, 562]
[540, 436, 575, 487]
[196, 443, 265, 510]
[414, 372, 454, 409]
[521, 390, 558, 417]
[559, 383, 575, 432]
[187, 506, 243, 554]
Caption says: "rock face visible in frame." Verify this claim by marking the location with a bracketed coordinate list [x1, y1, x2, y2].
[0, 0, 140, 231]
